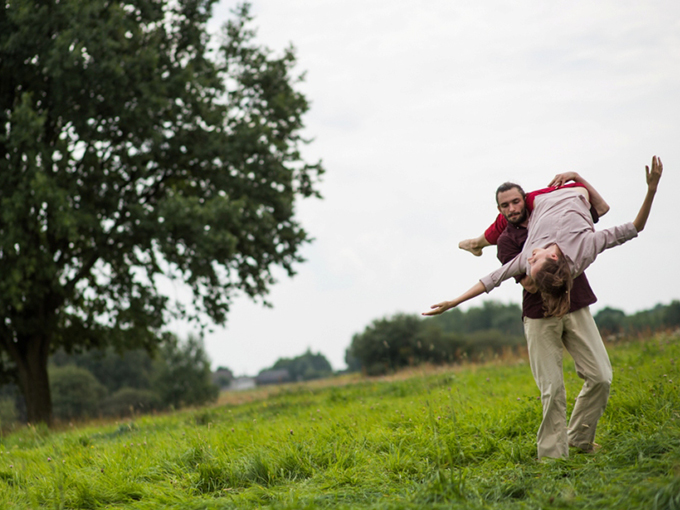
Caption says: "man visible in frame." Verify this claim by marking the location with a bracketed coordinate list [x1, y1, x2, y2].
[468, 174, 612, 459]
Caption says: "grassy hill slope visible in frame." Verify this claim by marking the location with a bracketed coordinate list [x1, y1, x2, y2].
[1, 333, 679, 509]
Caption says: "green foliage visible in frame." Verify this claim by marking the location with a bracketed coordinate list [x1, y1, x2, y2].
[594, 306, 627, 335]
[49, 365, 107, 421]
[151, 334, 219, 409]
[0, 397, 17, 430]
[431, 300, 524, 336]
[595, 300, 680, 336]
[213, 367, 234, 388]
[51, 347, 154, 394]
[0, 332, 218, 423]
[0, 0, 322, 423]
[346, 303, 525, 375]
[0, 334, 678, 509]
[100, 387, 162, 417]
[347, 313, 425, 375]
[268, 349, 333, 381]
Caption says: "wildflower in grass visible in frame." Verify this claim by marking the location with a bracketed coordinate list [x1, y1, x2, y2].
[47, 457, 52, 462]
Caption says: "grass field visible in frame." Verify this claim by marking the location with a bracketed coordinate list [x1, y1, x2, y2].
[1, 333, 679, 509]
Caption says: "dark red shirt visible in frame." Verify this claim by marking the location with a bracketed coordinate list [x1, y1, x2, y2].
[497, 222, 597, 319]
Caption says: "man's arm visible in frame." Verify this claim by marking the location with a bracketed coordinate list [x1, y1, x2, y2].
[548, 172, 610, 217]
[633, 156, 663, 233]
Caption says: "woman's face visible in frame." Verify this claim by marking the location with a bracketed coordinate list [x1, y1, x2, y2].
[528, 244, 560, 277]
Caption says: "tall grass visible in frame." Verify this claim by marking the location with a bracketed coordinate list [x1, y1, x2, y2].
[1, 333, 678, 509]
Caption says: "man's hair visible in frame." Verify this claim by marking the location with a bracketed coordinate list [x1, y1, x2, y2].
[495, 182, 526, 205]
[533, 254, 573, 318]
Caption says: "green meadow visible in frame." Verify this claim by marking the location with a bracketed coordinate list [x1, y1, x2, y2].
[1, 333, 679, 510]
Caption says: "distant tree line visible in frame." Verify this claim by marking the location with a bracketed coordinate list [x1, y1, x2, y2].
[594, 300, 680, 337]
[346, 299, 680, 376]
[346, 301, 525, 376]
[257, 349, 333, 384]
[0, 334, 218, 427]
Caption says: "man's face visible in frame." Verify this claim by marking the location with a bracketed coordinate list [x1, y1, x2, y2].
[497, 188, 528, 225]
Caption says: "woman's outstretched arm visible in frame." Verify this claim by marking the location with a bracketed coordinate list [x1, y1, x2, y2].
[422, 281, 486, 316]
[633, 155, 663, 233]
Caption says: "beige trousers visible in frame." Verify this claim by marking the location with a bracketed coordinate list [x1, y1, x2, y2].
[523, 306, 612, 459]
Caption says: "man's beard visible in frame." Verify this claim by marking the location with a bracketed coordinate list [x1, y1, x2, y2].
[505, 208, 528, 225]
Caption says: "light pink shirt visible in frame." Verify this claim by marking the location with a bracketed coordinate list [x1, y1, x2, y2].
[480, 187, 638, 293]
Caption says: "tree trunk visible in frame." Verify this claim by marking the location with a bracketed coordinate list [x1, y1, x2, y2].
[10, 335, 53, 426]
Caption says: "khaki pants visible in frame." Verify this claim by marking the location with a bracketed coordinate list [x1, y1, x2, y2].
[523, 306, 612, 459]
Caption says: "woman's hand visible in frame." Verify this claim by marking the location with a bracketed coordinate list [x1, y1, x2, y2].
[548, 172, 580, 188]
[423, 282, 486, 317]
[646, 156, 663, 192]
[422, 300, 455, 316]
[633, 155, 663, 233]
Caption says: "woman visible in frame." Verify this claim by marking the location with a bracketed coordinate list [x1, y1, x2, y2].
[423, 156, 663, 318]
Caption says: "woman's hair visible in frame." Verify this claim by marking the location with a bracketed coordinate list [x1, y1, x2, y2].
[533, 254, 573, 318]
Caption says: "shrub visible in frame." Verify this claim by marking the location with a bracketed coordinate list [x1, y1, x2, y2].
[268, 350, 333, 381]
[346, 313, 465, 375]
[0, 397, 17, 430]
[101, 387, 162, 417]
[49, 365, 107, 421]
[152, 334, 219, 409]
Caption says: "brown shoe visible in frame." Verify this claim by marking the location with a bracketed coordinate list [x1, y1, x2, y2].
[569, 442, 601, 454]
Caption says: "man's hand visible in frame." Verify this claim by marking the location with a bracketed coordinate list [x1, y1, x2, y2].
[520, 275, 538, 294]
[548, 172, 580, 188]
[422, 300, 454, 316]
[646, 156, 663, 192]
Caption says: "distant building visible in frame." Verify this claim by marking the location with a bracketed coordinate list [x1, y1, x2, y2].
[255, 369, 291, 386]
[229, 376, 256, 391]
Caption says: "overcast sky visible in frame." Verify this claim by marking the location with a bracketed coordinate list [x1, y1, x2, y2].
[178, 0, 680, 376]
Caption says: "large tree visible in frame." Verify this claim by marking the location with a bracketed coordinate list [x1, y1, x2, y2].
[0, 0, 322, 424]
